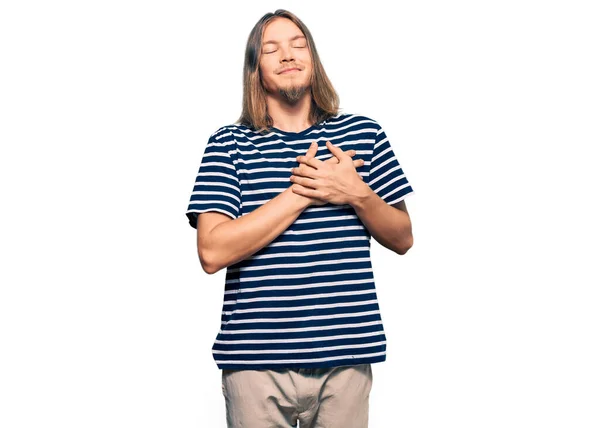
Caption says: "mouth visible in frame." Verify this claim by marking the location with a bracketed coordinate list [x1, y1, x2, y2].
[279, 68, 301, 74]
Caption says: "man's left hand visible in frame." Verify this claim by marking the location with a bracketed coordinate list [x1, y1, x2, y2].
[290, 140, 368, 206]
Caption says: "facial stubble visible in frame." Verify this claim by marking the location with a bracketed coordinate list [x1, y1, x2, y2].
[278, 82, 309, 104]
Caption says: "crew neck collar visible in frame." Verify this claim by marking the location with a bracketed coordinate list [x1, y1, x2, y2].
[270, 121, 323, 137]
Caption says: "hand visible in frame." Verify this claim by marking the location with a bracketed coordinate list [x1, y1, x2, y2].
[290, 141, 362, 207]
[290, 141, 365, 206]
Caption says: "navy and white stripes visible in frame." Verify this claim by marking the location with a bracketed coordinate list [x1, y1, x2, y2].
[370, 126, 414, 205]
[186, 136, 241, 224]
[186, 113, 414, 370]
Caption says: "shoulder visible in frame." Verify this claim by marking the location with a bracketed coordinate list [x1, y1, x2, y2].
[206, 124, 253, 150]
[202, 125, 242, 157]
[210, 124, 244, 140]
[213, 123, 267, 143]
[330, 113, 382, 143]
[331, 112, 382, 131]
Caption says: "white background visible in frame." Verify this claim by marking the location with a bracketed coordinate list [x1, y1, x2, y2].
[1, 1, 599, 427]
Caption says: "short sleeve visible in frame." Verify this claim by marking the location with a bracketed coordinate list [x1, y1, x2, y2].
[185, 134, 241, 229]
[368, 124, 415, 205]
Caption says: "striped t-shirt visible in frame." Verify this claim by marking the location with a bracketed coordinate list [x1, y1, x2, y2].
[186, 112, 415, 370]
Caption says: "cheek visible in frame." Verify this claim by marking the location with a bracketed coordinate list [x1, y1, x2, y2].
[302, 56, 313, 74]
[259, 61, 276, 76]
[258, 60, 267, 74]
[303, 65, 313, 81]
[258, 64, 271, 82]
[258, 56, 271, 72]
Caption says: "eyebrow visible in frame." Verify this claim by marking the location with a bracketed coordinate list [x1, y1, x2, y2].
[262, 35, 306, 46]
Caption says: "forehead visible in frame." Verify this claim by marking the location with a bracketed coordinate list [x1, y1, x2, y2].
[262, 18, 305, 45]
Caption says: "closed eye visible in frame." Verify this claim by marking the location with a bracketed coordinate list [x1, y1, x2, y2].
[264, 46, 307, 54]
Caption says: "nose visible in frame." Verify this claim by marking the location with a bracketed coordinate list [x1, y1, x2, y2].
[279, 45, 295, 63]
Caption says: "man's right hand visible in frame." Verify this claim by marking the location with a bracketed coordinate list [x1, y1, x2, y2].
[292, 141, 364, 207]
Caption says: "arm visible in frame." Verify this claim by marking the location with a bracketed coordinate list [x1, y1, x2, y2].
[196, 187, 311, 274]
[289, 139, 414, 256]
[350, 184, 413, 255]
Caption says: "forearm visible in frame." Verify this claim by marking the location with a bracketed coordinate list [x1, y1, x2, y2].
[204, 187, 311, 273]
[351, 183, 413, 255]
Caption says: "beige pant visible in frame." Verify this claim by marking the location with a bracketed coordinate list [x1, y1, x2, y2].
[221, 364, 372, 428]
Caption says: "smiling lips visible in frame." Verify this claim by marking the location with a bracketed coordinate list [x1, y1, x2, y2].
[280, 68, 300, 74]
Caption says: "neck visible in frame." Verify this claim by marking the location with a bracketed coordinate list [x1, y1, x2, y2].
[265, 90, 313, 133]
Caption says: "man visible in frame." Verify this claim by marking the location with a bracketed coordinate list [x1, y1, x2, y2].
[186, 9, 414, 428]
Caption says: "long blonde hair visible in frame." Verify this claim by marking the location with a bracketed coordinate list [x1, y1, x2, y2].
[236, 9, 340, 135]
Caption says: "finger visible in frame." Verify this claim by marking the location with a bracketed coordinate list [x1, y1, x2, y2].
[298, 142, 318, 164]
[352, 158, 365, 168]
[325, 140, 345, 162]
[305, 141, 318, 158]
[290, 174, 318, 189]
[291, 183, 323, 200]
[296, 154, 323, 169]
[324, 149, 355, 164]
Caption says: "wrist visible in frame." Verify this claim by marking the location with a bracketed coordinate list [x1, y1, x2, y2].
[349, 182, 375, 211]
[285, 186, 312, 210]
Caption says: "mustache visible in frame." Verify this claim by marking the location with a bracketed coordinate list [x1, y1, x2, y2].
[278, 66, 302, 74]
